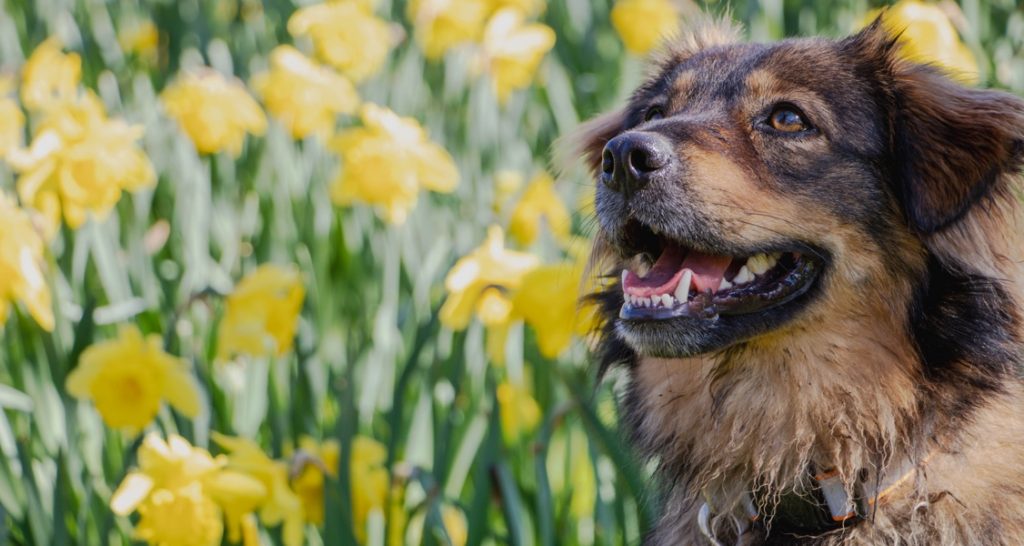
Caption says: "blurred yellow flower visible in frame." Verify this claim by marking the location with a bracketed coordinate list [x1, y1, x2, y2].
[290, 436, 340, 525]
[112, 434, 221, 513]
[0, 97, 24, 158]
[330, 103, 459, 224]
[288, 1, 392, 82]
[350, 435, 390, 543]
[161, 70, 267, 156]
[254, 45, 360, 140]
[110, 434, 224, 546]
[407, 0, 490, 60]
[135, 481, 224, 546]
[478, 8, 556, 103]
[9, 92, 156, 236]
[492, 170, 523, 212]
[489, 0, 545, 16]
[212, 433, 306, 546]
[496, 380, 541, 442]
[20, 38, 81, 111]
[118, 20, 160, 62]
[66, 325, 200, 431]
[511, 250, 597, 358]
[441, 504, 468, 546]
[508, 171, 570, 246]
[868, 0, 978, 83]
[217, 264, 305, 360]
[439, 225, 539, 330]
[206, 470, 269, 544]
[0, 194, 53, 331]
[610, 0, 680, 55]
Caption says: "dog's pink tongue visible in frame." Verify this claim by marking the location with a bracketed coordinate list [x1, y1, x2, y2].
[623, 244, 686, 296]
[681, 250, 733, 293]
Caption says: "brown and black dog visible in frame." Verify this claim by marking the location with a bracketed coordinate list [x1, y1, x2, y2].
[568, 18, 1024, 545]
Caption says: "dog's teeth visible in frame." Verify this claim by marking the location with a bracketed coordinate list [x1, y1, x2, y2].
[621, 269, 628, 286]
[764, 253, 778, 271]
[719, 278, 733, 291]
[661, 294, 674, 308]
[675, 269, 693, 302]
[734, 265, 753, 285]
[747, 254, 770, 275]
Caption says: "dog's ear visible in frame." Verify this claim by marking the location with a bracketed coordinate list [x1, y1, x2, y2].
[554, 108, 626, 176]
[850, 18, 1024, 234]
[891, 64, 1024, 233]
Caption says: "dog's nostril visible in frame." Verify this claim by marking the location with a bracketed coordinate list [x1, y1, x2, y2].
[602, 148, 615, 175]
[628, 147, 663, 173]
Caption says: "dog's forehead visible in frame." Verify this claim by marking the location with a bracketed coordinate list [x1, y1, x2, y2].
[639, 39, 854, 107]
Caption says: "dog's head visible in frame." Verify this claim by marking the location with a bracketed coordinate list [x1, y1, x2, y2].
[572, 19, 1024, 360]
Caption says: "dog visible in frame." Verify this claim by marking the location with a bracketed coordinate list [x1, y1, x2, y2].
[567, 18, 1024, 545]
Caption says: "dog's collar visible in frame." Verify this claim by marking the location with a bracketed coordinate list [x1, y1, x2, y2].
[697, 456, 929, 545]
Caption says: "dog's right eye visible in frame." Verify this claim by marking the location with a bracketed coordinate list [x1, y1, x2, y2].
[644, 106, 665, 122]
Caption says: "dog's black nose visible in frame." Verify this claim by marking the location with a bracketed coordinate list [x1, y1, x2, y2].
[600, 132, 673, 195]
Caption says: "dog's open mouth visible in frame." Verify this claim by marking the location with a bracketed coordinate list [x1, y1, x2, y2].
[618, 225, 821, 321]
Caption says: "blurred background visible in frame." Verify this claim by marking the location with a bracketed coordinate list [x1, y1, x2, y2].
[0, 0, 1021, 545]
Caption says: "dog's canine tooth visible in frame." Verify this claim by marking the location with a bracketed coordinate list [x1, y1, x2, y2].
[734, 265, 753, 285]
[621, 269, 628, 286]
[675, 269, 693, 301]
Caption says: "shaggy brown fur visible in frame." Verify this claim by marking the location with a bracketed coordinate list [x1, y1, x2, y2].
[567, 18, 1024, 545]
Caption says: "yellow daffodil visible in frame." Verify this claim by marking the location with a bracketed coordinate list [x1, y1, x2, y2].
[254, 45, 360, 139]
[441, 504, 468, 546]
[329, 103, 459, 224]
[20, 38, 81, 111]
[610, 0, 680, 55]
[508, 171, 570, 246]
[439, 225, 539, 331]
[289, 436, 340, 525]
[112, 433, 222, 514]
[111, 434, 225, 546]
[349, 436, 391, 544]
[0, 97, 24, 158]
[496, 380, 541, 442]
[478, 8, 556, 103]
[287, 1, 392, 82]
[0, 193, 53, 331]
[492, 170, 524, 212]
[135, 481, 224, 546]
[118, 20, 160, 63]
[161, 70, 267, 156]
[206, 470, 270, 544]
[489, 0, 545, 16]
[212, 433, 305, 546]
[66, 325, 200, 431]
[511, 250, 597, 358]
[217, 264, 305, 360]
[8, 92, 155, 237]
[407, 0, 491, 60]
[866, 0, 978, 83]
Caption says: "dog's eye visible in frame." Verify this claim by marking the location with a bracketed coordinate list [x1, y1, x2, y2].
[644, 106, 665, 122]
[767, 105, 811, 133]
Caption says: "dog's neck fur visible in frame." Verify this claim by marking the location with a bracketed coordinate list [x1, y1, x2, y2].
[615, 180, 1024, 545]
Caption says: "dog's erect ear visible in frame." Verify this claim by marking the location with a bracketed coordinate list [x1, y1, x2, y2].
[891, 65, 1024, 233]
[554, 108, 626, 176]
[850, 18, 1024, 234]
